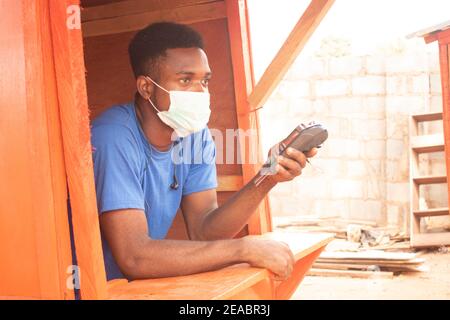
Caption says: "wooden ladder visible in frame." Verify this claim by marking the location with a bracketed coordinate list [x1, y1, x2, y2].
[409, 112, 450, 247]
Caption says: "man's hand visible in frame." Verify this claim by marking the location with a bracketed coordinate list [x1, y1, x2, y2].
[268, 147, 318, 184]
[241, 237, 295, 281]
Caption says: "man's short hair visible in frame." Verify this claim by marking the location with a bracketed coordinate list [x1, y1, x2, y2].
[128, 22, 204, 78]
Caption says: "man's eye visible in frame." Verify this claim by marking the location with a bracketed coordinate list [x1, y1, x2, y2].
[201, 79, 210, 86]
[179, 78, 191, 85]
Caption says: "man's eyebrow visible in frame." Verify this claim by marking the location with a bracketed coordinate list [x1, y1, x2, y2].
[176, 71, 212, 77]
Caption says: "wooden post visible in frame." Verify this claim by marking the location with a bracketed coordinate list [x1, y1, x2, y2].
[226, 0, 272, 234]
[439, 42, 450, 204]
[48, 0, 108, 299]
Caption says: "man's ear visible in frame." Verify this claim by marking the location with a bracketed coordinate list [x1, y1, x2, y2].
[136, 75, 153, 100]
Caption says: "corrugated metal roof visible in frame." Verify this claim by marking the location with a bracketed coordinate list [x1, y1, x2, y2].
[407, 20, 450, 39]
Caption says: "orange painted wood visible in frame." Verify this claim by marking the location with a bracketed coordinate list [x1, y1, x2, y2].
[82, 1, 227, 37]
[48, 0, 108, 299]
[0, 0, 74, 299]
[226, 0, 272, 235]
[81, 0, 218, 22]
[107, 232, 333, 300]
[424, 29, 450, 44]
[437, 28, 450, 45]
[438, 43, 450, 212]
[33, 0, 76, 300]
[425, 33, 439, 44]
[217, 175, 244, 191]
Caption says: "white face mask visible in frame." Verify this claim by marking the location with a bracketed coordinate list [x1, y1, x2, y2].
[146, 76, 211, 138]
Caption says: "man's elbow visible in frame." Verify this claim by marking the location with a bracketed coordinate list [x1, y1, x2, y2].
[117, 255, 143, 281]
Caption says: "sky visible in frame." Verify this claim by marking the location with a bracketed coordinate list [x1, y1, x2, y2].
[247, 0, 450, 79]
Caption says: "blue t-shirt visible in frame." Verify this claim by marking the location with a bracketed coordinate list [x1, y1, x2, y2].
[91, 102, 218, 280]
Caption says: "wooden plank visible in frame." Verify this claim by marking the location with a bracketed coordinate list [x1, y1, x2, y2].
[413, 175, 447, 185]
[441, 43, 450, 212]
[425, 33, 439, 44]
[0, 0, 74, 299]
[411, 134, 445, 153]
[409, 116, 421, 241]
[313, 262, 426, 272]
[107, 232, 332, 299]
[414, 207, 449, 217]
[307, 268, 394, 279]
[23, 0, 68, 299]
[35, 0, 76, 300]
[411, 232, 450, 247]
[260, 232, 333, 261]
[217, 175, 243, 192]
[82, 1, 227, 37]
[316, 258, 425, 266]
[318, 250, 419, 261]
[108, 265, 270, 300]
[437, 28, 450, 45]
[49, 0, 108, 299]
[248, 0, 335, 110]
[412, 112, 443, 122]
[81, 0, 218, 22]
[226, 0, 271, 235]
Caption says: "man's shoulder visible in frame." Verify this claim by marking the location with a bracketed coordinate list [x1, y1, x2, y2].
[92, 103, 134, 129]
[91, 103, 141, 149]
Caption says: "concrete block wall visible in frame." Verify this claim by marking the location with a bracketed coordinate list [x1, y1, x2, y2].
[259, 51, 444, 231]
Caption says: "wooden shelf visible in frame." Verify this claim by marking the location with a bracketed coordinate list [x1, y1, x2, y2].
[413, 207, 449, 217]
[413, 175, 447, 185]
[412, 112, 443, 122]
[411, 134, 445, 153]
[411, 232, 450, 248]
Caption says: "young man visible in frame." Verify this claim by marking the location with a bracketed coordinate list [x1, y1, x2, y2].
[91, 22, 317, 281]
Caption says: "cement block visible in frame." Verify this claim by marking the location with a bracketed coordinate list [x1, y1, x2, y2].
[345, 160, 368, 177]
[331, 180, 364, 199]
[364, 140, 386, 159]
[386, 139, 405, 160]
[315, 79, 349, 97]
[386, 76, 408, 95]
[351, 119, 386, 139]
[385, 53, 428, 74]
[349, 200, 383, 223]
[329, 56, 363, 76]
[328, 97, 363, 115]
[365, 55, 386, 75]
[352, 76, 385, 95]
[387, 182, 410, 203]
[411, 74, 430, 94]
[385, 96, 427, 115]
[430, 73, 442, 94]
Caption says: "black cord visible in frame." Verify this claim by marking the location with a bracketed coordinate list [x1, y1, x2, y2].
[170, 139, 181, 190]
[170, 167, 179, 190]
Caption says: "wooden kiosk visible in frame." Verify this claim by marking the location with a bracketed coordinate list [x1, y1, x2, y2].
[0, 0, 334, 299]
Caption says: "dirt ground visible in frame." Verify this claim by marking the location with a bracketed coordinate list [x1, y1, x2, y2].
[292, 249, 450, 300]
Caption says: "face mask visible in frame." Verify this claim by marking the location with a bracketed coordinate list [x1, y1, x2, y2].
[146, 76, 211, 138]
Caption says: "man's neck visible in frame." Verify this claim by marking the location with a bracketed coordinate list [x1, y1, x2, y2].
[134, 96, 174, 152]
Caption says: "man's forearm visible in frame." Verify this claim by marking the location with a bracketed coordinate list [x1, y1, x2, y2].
[124, 237, 245, 280]
[199, 173, 277, 241]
